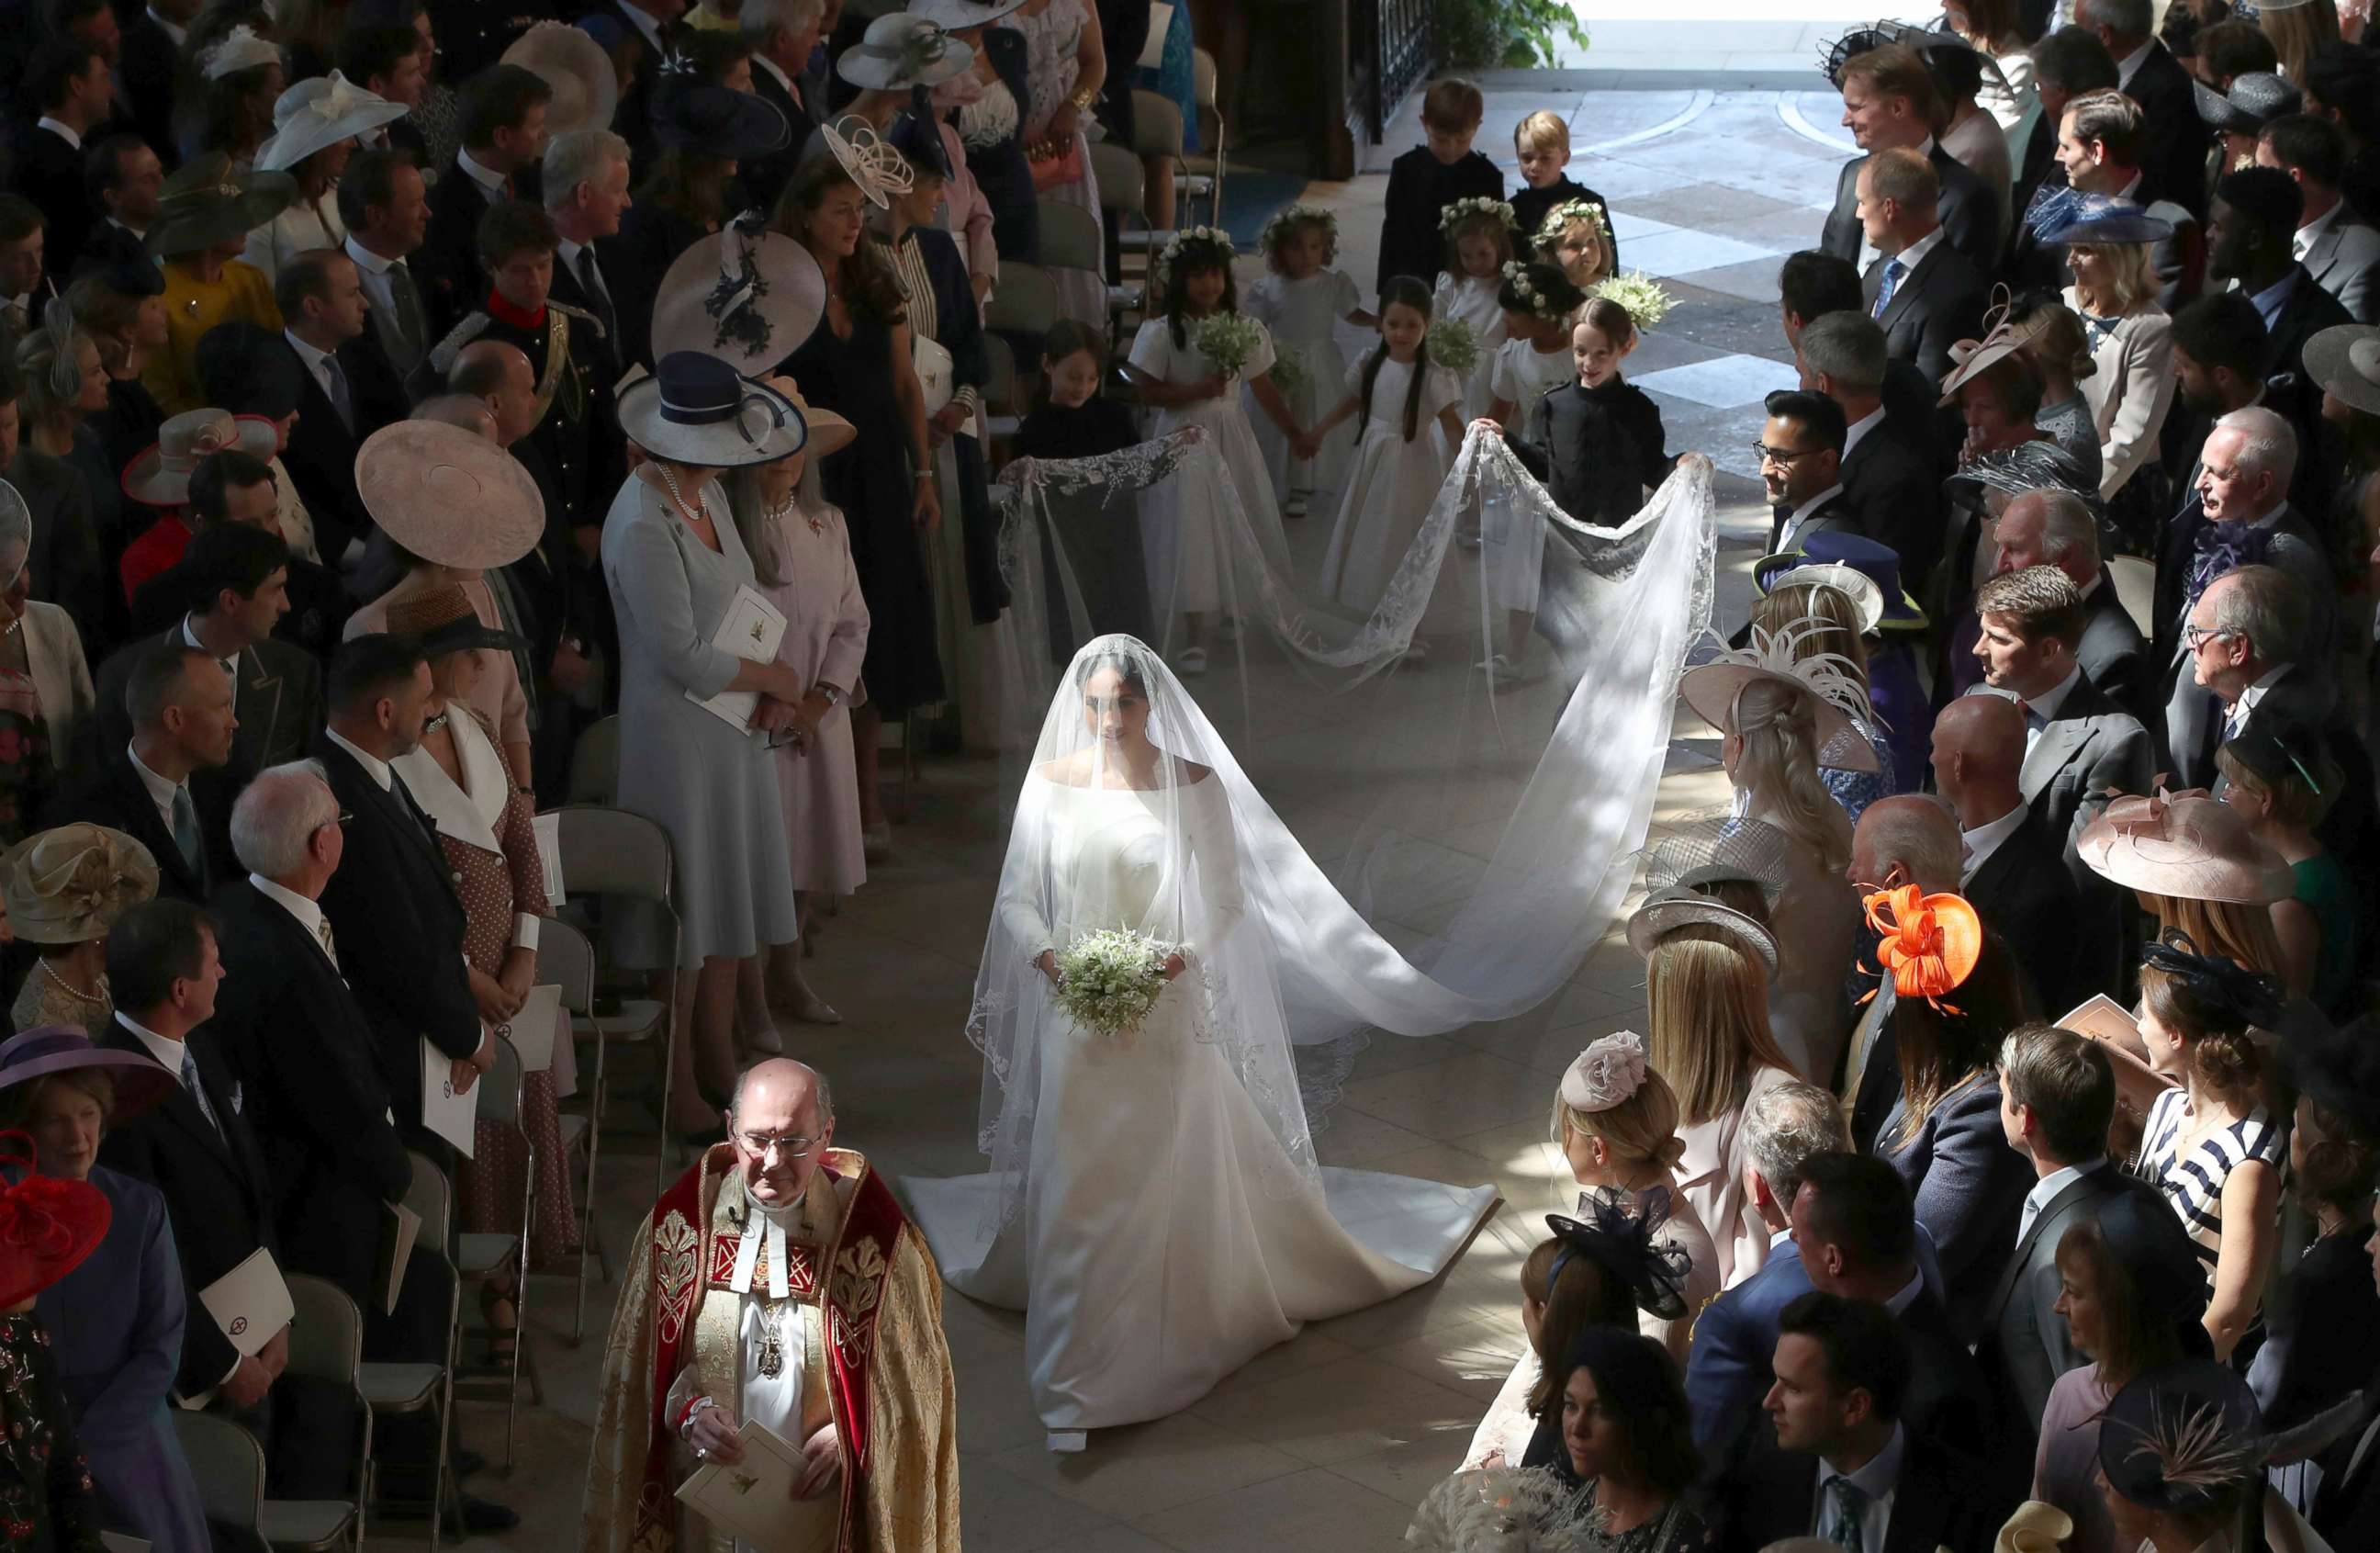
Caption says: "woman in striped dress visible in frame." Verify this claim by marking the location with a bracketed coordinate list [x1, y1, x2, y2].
[2133, 933, 2285, 1363]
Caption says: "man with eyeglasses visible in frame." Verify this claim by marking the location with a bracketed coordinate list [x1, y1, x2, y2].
[587, 1058, 960, 1553]
[1759, 389, 1852, 554]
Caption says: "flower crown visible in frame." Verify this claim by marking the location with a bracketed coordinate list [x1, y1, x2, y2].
[1440, 196, 1517, 234]
[1499, 260, 1566, 321]
[1154, 225, 1234, 288]
[1537, 198, 1611, 246]
[1256, 202, 1337, 257]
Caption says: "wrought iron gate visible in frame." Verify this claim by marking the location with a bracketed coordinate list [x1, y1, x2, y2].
[1350, 0, 1435, 141]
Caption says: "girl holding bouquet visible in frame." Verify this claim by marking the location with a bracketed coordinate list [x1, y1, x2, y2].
[1124, 229, 1303, 673]
[1245, 205, 1372, 516]
[1433, 197, 1517, 422]
[903, 637, 1497, 1450]
[1307, 276, 1468, 616]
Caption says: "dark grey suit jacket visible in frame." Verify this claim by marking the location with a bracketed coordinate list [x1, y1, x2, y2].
[1981, 1164, 2162, 1435]
[2302, 212, 2380, 325]
[2013, 673, 2153, 882]
[2078, 573, 2149, 716]
[1862, 236, 1989, 388]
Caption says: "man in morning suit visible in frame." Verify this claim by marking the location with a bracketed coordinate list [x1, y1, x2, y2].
[543, 128, 638, 375]
[737, 0, 818, 219]
[97, 898, 352, 1496]
[1970, 567, 2154, 882]
[310, 636, 489, 1147]
[1820, 45, 1999, 275]
[1758, 389, 1852, 553]
[207, 761, 518, 1533]
[418, 63, 553, 337]
[1972, 488, 2146, 710]
[1712, 1291, 1993, 1553]
[2074, 0, 2204, 214]
[1934, 696, 2099, 1018]
[87, 524, 323, 879]
[339, 149, 437, 381]
[1856, 148, 1989, 389]
[2003, 28, 2119, 275]
[40, 644, 231, 906]
[1796, 312, 1945, 588]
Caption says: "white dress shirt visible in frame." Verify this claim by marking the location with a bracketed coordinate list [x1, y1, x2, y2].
[2116, 40, 2152, 87]
[556, 237, 612, 309]
[35, 118, 81, 152]
[2018, 1157, 2107, 1240]
[1814, 1422, 1906, 1553]
[2225, 662, 2294, 738]
[1777, 483, 1847, 552]
[122, 1009, 243, 1390]
[180, 615, 240, 684]
[1842, 404, 1886, 461]
[127, 742, 190, 838]
[1959, 801, 2028, 885]
[2004, 663, 2082, 760]
[2296, 202, 2343, 264]
[617, 0, 669, 54]
[147, 6, 187, 46]
[455, 150, 510, 201]
[284, 328, 342, 405]
[1878, 226, 1944, 301]
[343, 234, 401, 319]
[249, 873, 334, 967]
[324, 727, 393, 791]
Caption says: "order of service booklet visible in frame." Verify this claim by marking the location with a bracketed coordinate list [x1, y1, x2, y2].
[674, 1420, 837, 1553]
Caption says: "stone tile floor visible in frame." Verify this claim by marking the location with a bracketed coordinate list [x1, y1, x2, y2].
[372, 88, 1852, 1552]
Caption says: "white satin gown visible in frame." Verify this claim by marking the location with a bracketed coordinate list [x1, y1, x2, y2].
[904, 776, 1497, 1435]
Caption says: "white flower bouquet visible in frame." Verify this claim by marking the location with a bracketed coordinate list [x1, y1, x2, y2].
[1193, 310, 1265, 379]
[1590, 271, 1677, 332]
[1425, 316, 1482, 379]
[1266, 343, 1310, 402]
[1053, 928, 1177, 1040]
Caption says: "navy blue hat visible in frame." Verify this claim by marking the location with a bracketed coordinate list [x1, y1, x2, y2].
[884, 106, 951, 183]
[2097, 1361, 2261, 1513]
[2037, 192, 2175, 247]
[653, 83, 791, 159]
[1755, 529, 1927, 632]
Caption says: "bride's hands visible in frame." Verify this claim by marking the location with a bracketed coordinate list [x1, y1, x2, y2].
[1160, 952, 1186, 982]
[1036, 950, 1061, 985]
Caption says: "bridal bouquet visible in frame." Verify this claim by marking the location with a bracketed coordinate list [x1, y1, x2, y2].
[1053, 928, 1177, 1040]
[1193, 311, 1264, 379]
[1425, 316, 1482, 379]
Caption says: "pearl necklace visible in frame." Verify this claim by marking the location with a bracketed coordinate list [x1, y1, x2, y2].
[769, 493, 824, 537]
[653, 463, 706, 527]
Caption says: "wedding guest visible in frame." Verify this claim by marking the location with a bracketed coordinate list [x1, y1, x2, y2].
[2216, 715, 2356, 1012]
[1747, 583, 1895, 822]
[0, 1144, 114, 1549]
[0, 1026, 208, 1551]
[1629, 886, 1800, 1289]
[2071, 0, 2203, 214]
[2163, 498, 2334, 792]
[1945, 0, 2039, 137]
[0, 486, 95, 848]
[1552, 1328, 1713, 1551]
[2258, 113, 2380, 323]
[1858, 147, 1990, 389]
[1793, 312, 1945, 580]
[722, 385, 864, 1027]
[1547, 1032, 1720, 1363]
[2134, 931, 2285, 1359]
[1842, 795, 1963, 1107]
[142, 157, 294, 418]
[247, 75, 411, 285]
[2030, 1193, 2212, 1553]
[1822, 43, 2001, 270]
[1986, 489, 2145, 708]
[2094, 1362, 2301, 1553]
[3, 825, 157, 1035]
[1462, 1215, 1647, 1470]
[2077, 789, 2296, 983]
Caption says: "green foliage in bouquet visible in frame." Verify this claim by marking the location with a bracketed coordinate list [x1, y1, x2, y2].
[1590, 271, 1677, 332]
[1425, 316, 1483, 380]
[1053, 928, 1176, 1040]
[1192, 310, 1265, 379]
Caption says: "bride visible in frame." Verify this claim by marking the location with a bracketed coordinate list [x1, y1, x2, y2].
[902, 636, 1499, 1449]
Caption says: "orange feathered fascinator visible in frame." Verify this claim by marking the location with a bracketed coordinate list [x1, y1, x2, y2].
[1860, 884, 1982, 1013]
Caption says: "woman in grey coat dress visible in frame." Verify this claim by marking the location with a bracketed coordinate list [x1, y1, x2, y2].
[604, 356, 815, 1136]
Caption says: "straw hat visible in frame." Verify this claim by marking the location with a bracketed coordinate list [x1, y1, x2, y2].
[1625, 886, 1779, 974]
[761, 377, 856, 459]
[2305, 323, 2380, 417]
[121, 410, 281, 509]
[354, 420, 545, 570]
[502, 21, 619, 141]
[387, 583, 526, 659]
[0, 1026, 178, 1125]
[836, 14, 976, 91]
[1993, 1502, 2075, 1553]
[618, 352, 807, 467]
[0, 826, 159, 945]
[146, 155, 298, 259]
[907, 0, 1029, 27]
[2192, 71, 2301, 135]
[1678, 618, 1880, 774]
[0, 1136, 110, 1308]
[2076, 791, 2295, 904]
[255, 73, 409, 173]
[649, 217, 825, 373]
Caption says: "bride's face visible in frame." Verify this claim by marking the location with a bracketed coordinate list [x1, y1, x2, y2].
[1080, 666, 1151, 749]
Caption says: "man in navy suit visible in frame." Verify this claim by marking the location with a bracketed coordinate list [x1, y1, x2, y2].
[1854, 148, 1989, 389]
[1820, 45, 1998, 272]
[1712, 1292, 1996, 1553]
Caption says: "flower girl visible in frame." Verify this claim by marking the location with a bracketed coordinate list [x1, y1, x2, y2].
[1482, 261, 1588, 433]
[1535, 197, 1614, 290]
[1305, 277, 1467, 621]
[1125, 227, 1304, 673]
[1432, 197, 1516, 422]
[1244, 204, 1373, 518]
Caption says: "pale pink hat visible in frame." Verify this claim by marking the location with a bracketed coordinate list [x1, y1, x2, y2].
[2076, 791, 2295, 905]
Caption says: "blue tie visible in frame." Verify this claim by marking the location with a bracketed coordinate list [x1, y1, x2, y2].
[1821, 1473, 1869, 1553]
[180, 1048, 223, 1140]
[1871, 259, 1905, 318]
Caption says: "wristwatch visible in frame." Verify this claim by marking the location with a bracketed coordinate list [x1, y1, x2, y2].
[818, 683, 845, 707]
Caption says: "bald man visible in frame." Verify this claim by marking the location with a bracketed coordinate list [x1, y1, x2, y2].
[1933, 696, 2093, 1016]
[449, 339, 541, 449]
[586, 1058, 961, 1553]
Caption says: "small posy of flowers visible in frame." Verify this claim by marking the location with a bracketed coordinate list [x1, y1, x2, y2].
[1053, 928, 1177, 1040]
[1257, 201, 1338, 258]
[1154, 224, 1235, 289]
[1590, 271, 1676, 331]
[1440, 196, 1518, 233]
[1193, 309, 1265, 378]
[1266, 343, 1310, 400]
[1425, 315, 1482, 378]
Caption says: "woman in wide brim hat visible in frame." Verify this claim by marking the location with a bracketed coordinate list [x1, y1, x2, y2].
[119, 408, 281, 509]
[2034, 196, 2179, 249]
[907, 0, 1029, 27]
[2306, 321, 2380, 419]
[353, 419, 547, 571]
[653, 82, 791, 159]
[254, 72, 409, 174]
[650, 216, 827, 374]
[144, 156, 300, 260]
[837, 12, 977, 92]
[0, 1130, 114, 1548]
[503, 20, 620, 141]
[601, 350, 817, 1133]
[2, 825, 158, 1039]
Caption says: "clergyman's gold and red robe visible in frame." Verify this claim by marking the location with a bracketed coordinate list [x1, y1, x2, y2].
[582, 1146, 960, 1552]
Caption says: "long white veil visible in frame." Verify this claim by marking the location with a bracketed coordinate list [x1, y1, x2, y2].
[967, 431, 1717, 1228]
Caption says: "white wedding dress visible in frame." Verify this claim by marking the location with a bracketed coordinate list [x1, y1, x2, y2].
[904, 769, 1495, 1434]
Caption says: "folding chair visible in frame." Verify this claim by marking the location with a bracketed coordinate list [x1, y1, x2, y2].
[360, 1150, 458, 1552]
[1117, 90, 1185, 261]
[545, 805, 681, 1192]
[985, 262, 1060, 341]
[567, 715, 623, 805]
[539, 915, 612, 1345]
[1089, 140, 1151, 321]
[1184, 47, 1226, 225]
[272, 1274, 371, 1552]
[455, 1035, 538, 1468]
[1035, 197, 1104, 276]
[174, 1410, 270, 1552]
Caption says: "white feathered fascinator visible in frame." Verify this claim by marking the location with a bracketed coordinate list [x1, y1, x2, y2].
[1405, 1467, 1602, 1553]
[819, 115, 915, 210]
[1678, 616, 1880, 773]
